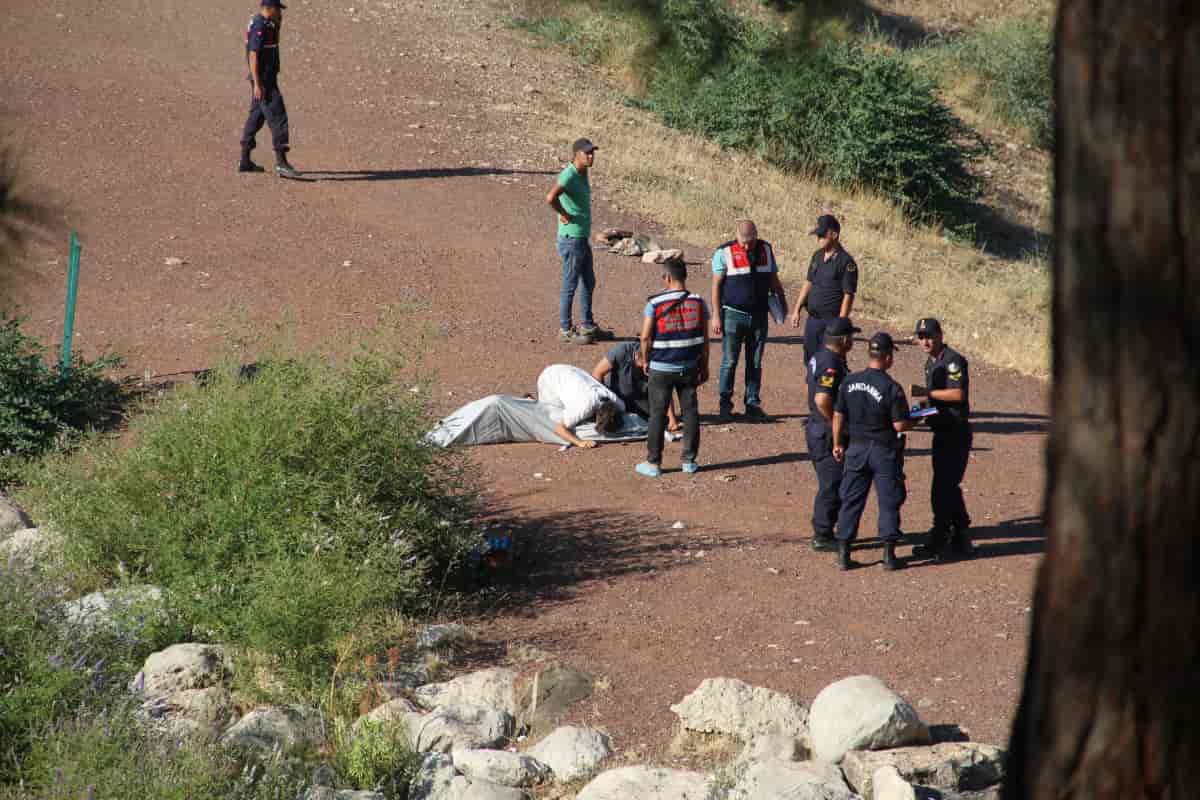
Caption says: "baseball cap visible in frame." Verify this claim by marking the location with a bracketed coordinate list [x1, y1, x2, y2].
[810, 214, 841, 237]
[868, 332, 896, 356]
[915, 317, 943, 336]
[572, 138, 598, 154]
[261, 0, 286, 7]
[825, 317, 862, 338]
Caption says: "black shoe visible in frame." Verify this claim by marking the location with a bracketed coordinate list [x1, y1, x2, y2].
[882, 541, 906, 571]
[717, 406, 735, 423]
[913, 528, 950, 559]
[744, 404, 768, 421]
[811, 534, 837, 552]
[275, 155, 301, 179]
[837, 540, 857, 571]
[238, 159, 265, 173]
[948, 524, 975, 558]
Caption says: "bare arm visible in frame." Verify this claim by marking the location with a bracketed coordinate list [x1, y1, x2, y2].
[698, 336, 711, 385]
[893, 418, 917, 433]
[590, 357, 613, 384]
[639, 315, 655, 373]
[711, 273, 724, 335]
[790, 280, 813, 326]
[832, 411, 846, 461]
[839, 293, 855, 318]
[545, 184, 571, 224]
[929, 387, 965, 403]
[814, 393, 835, 421]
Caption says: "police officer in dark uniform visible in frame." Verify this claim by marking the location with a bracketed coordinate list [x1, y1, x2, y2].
[805, 316, 860, 552]
[831, 333, 915, 571]
[239, 0, 300, 178]
[910, 318, 973, 560]
[790, 215, 859, 366]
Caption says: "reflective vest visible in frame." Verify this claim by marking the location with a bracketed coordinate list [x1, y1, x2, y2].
[716, 239, 776, 313]
[648, 290, 706, 369]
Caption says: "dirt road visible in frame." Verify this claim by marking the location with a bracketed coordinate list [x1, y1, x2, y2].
[1, 0, 1046, 755]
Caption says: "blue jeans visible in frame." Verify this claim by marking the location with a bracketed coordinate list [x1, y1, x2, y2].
[557, 236, 595, 331]
[718, 307, 768, 409]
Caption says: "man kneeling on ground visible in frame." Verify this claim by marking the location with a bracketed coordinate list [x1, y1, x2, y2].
[536, 363, 625, 449]
[591, 342, 679, 431]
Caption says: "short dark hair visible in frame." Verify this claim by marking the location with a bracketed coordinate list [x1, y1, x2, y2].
[594, 401, 622, 434]
[665, 261, 688, 283]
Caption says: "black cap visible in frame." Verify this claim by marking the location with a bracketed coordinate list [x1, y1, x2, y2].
[261, 0, 286, 7]
[868, 332, 896, 356]
[810, 214, 841, 237]
[825, 317, 861, 338]
[915, 317, 942, 336]
[572, 138, 598, 154]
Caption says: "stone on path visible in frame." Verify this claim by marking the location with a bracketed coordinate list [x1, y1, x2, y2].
[808, 676, 930, 763]
[415, 668, 520, 717]
[840, 742, 1006, 799]
[732, 759, 858, 800]
[641, 248, 685, 265]
[522, 664, 595, 725]
[576, 766, 710, 800]
[738, 734, 806, 765]
[527, 726, 612, 783]
[451, 749, 550, 787]
[608, 237, 643, 256]
[873, 766, 917, 800]
[411, 704, 514, 753]
[670, 677, 809, 743]
[220, 705, 323, 755]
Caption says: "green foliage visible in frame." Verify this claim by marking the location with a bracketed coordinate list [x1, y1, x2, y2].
[931, 17, 1054, 147]
[20, 350, 480, 682]
[0, 143, 55, 274]
[333, 718, 422, 798]
[0, 314, 123, 476]
[4, 705, 308, 799]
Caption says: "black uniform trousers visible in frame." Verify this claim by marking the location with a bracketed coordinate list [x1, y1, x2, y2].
[803, 316, 831, 365]
[805, 418, 842, 537]
[240, 81, 290, 156]
[836, 439, 906, 543]
[646, 367, 700, 466]
[931, 422, 972, 532]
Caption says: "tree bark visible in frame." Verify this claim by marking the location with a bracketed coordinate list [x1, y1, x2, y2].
[1003, 2, 1200, 797]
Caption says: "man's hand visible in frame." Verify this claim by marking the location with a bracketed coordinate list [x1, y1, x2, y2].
[832, 445, 845, 463]
[253, 82, 264, 101]
[577, 439, 598, 449]
[909, 383, 928, 399]
[789, 308, 803, 328]
[711, 318, 723, 337]
[558, 213, 572, 225]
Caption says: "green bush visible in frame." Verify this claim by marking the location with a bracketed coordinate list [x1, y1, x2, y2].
[932, 17, 1054, 147]
[0, 314, 123, 474]
[333, 718, 422, 797]
[20, 350, 479, 681]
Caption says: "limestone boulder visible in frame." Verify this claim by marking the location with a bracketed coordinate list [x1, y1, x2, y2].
[873, 766, 917, 800]
[410, 704, 514, 753]
[0, 492, 30, 536]
[60, 585, 169, 636]
[133, 643, 230, 697]
[409, 754, 470, 800]
[738, 734, 806, 765]
[641, 249, 685, 265]
[840, 743, 1005, 799]
[527, 726, 612, 783]
[417, 623, 469, 649]
[1, 527, 62, 570]
[521, 664, 595, 725]
[415, 668, 520, 717]
[451, 749, 550, 787]
[576, 766, 710, 800]
[153, 686, 236, 741]
[364, 697, 420, 725]
[809, 676, 929, 763]
[220, 705, 323, 755]
[732, 759, 859, 800]
[670, 677, 809, 743]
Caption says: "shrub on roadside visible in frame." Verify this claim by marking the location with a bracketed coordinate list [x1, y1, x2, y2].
[333, 717, 422, 797]
[0, 314, 123, 479]
[19, 350, 480, 683]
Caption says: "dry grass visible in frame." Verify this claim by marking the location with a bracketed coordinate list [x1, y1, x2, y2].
[533, 95, 1050, 375]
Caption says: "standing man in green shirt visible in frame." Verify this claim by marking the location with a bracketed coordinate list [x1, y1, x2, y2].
[546, 138, 612, 344]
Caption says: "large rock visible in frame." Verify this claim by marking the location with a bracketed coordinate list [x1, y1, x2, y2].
[522, 664, 595, 725]
[133, 643, 230, 696]
[809, 676, 930, 763]
[1, 527, 61, 570]
[609, 237, 644, 257]
[873, 766, 917, 800]
[410, 754, 470, 800]
[336, 793, 386, 800]
[738, 734, 806, 765]
[732, 759, 858, 800]
[527, 726, 612, 783]
[415, 668, 520, 717]
[151, 686, 236, 741]
[410, 704, 514, 753]
[452, 749, 550, 788]
[60, 585, 168, 636]
[670, 678, 809, 743]
[364, 697, 420, 725]
[220, 705, 323, 755]
[840, 743, 1005, 799]
[576, 766, 711, 800]
[418, 623, 469, 649]
[0, 492, 29, 536]
[461, 784, 526, 800]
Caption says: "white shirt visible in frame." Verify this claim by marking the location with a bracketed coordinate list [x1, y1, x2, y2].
[536, 364, 624, 429]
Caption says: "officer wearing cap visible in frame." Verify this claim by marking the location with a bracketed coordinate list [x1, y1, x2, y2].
[790, 215, 859, 366]
[239, 0, 300, 178]
[910, 318, 973, 560]
[805, 316, 859, 552]
[831, 332, 915, 571]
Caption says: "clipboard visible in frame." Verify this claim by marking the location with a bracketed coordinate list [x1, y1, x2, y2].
[910, 406, 939, 419]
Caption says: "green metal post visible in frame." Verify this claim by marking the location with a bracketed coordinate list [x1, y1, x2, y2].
[60, 231, 81, 370]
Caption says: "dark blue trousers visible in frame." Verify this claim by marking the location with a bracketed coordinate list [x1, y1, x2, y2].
[836, 439, 906, 543]
[240, 82, 290, 155]
[805, 418, 842, 537]
[931, 423, 972, 531]
[803, 316, 831, 366]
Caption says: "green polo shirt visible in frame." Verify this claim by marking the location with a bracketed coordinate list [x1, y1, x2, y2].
[556, 163, 591, 239]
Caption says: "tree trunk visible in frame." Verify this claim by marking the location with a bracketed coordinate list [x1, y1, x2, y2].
[1003, 2, 1200, 797]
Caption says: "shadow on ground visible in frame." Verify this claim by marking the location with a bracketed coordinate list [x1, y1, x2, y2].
[970, 411, 1049, 435]
[306, 167, 556, 182]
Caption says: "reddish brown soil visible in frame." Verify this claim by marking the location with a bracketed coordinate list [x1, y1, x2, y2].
[2, 0, 1045, 760]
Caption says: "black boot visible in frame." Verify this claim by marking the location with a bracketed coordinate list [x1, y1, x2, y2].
[275, 152, 301, 179]
[882, 541, 906, 571]
[837, 540, 856, 571]
[948, 524, 975, 558]
[238, 151, 264, 173]
[811, 533, 837, 552]
[913, 527, 949, 559]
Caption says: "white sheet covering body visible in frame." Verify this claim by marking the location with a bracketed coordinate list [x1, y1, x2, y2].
[427, 395, 647, 447]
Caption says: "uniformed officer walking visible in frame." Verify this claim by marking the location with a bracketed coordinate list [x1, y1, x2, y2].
[831, 333, 915, 571]
[790, 215, 859, 366]
[805, 316, 859, 552]
[909, 318, 974, 560]
[239, 0, 300, 178]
